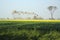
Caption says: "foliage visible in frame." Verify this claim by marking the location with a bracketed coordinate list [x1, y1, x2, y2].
[0, 21, 60, 40]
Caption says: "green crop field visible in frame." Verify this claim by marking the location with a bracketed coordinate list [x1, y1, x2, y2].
[0, 20, 60, 40]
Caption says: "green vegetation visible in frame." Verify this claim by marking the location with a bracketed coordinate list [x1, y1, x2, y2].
[0, 21, 60, 40]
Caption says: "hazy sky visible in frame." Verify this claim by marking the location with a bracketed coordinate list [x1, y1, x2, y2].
[0, 0, 60, 19]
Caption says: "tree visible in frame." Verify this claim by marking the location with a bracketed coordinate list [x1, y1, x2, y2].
[48, 6, 57, 19]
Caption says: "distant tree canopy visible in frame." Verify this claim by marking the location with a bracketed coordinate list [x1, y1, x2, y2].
[48, 6, 57, 19]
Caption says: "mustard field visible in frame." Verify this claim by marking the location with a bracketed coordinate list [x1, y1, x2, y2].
[0, 20, 60, 22]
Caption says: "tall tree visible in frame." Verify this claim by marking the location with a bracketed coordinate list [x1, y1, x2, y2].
[48, 6, 57, 19]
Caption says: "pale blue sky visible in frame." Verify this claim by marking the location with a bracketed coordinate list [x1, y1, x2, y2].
[0, 0, 60, 19]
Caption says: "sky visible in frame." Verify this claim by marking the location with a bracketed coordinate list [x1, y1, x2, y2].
[0, 0, 60, 19]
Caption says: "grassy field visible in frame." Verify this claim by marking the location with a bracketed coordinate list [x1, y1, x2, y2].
[0, 20, 60, 40]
